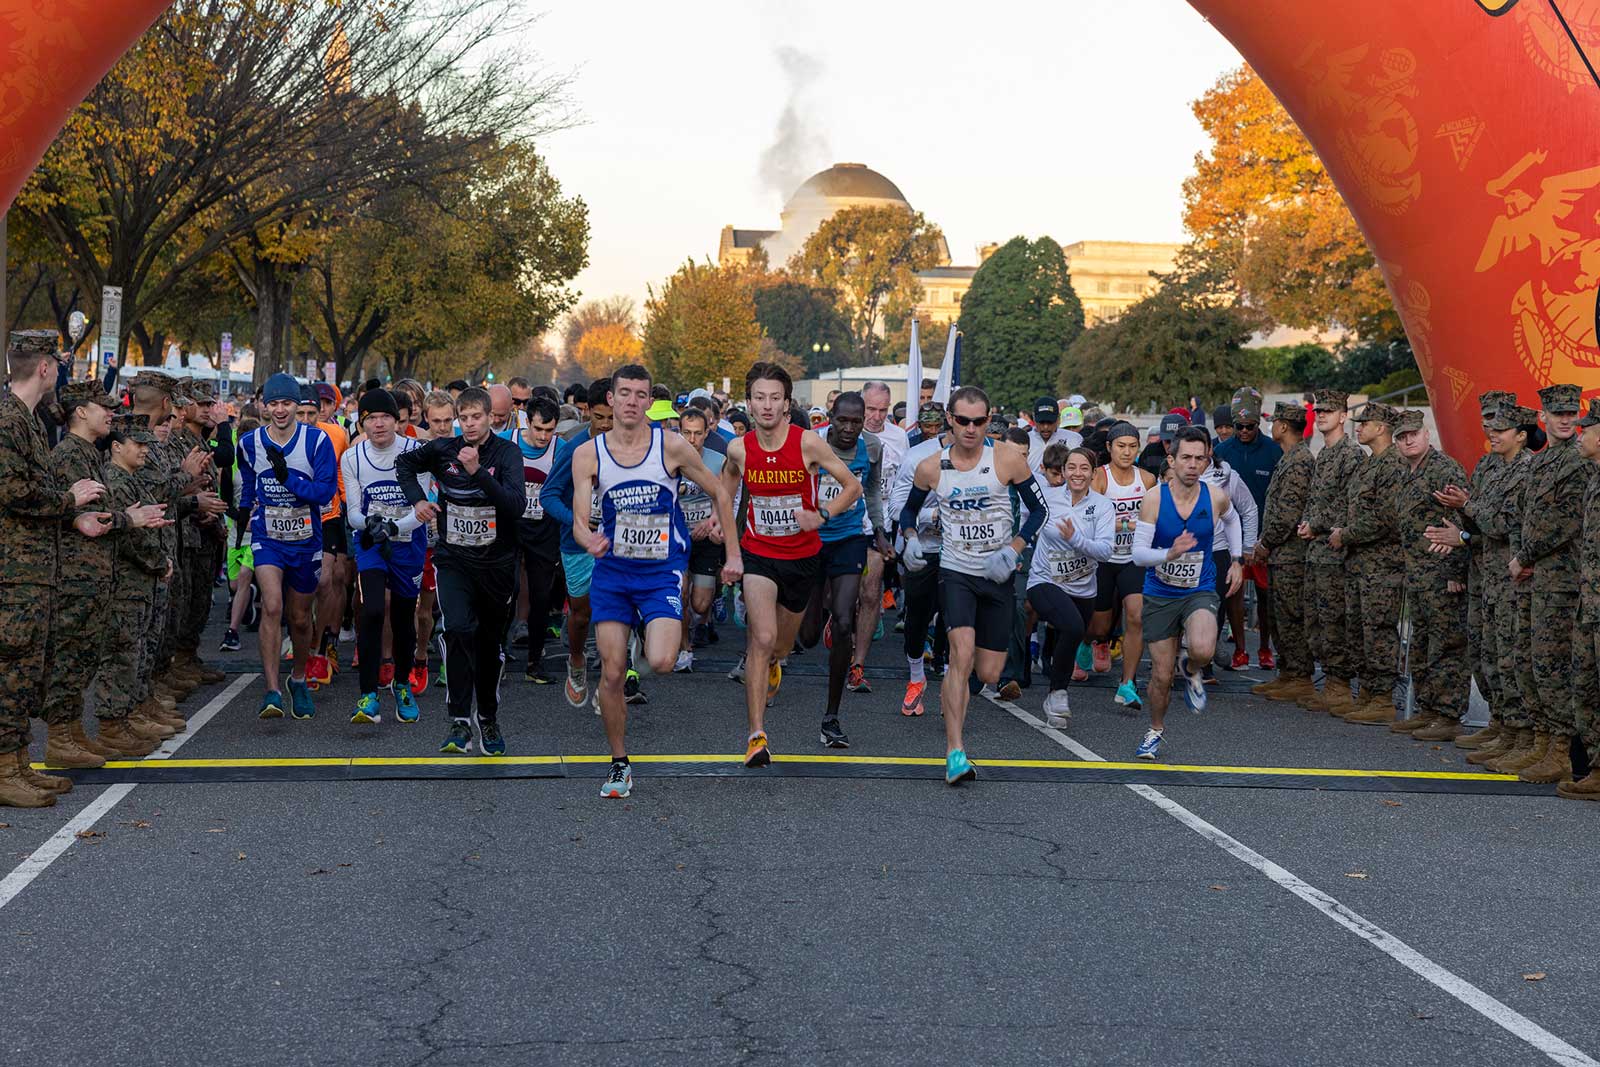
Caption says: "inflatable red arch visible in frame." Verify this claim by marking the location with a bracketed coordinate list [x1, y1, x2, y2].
[4, 0, 1599, 460]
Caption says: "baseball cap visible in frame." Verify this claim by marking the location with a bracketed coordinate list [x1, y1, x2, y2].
[646, 399, 680, 422]
[314, 382, 338, 405]
[917, 402, 945, 424]
[1058, 405, 1084, 428]
[1032, 397, 1059, 422]
[1158, 413, 1188, 443]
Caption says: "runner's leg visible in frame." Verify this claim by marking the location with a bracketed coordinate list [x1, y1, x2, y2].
[742, 574, 780, 735]
[852, 548, 884, 666]
[1146, 636, 1178, 732]
[595, 620, 631, 758]
[356, 570, 388, 692]
[825, 572, 860, 717]
[256, 565, 286, 692]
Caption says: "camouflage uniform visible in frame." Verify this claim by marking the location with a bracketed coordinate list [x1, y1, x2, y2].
[89, 417, 167, 722]
[1339, 403, 1404, 707]
[41, 383, 128, 727]
[1395, 413, 1469, 721]
[1573, 400, 1600, 767]
[0, 333, 72, 756]
[171, 380, 221, 658]
[1516, 384, 1588, 740]
[1303, 389, 1365, 686]
[1461, 403, 1536, 731]
[1258, 404, 1314, 678]
[1464, 390, 1516, 709]
[130, 372, 189, 700]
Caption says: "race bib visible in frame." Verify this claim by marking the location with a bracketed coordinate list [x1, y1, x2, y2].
[370, 502, 410, 523]
[1049, 548, 1094, 586]
[589, 491, 604, 529]
[753, 494, 802, 537]
[522, 488, 544, 521]
[445, 504, 496, 547]
[1113, 514, 1136, 555]
[951, 518, 1007, 554]
[264, 505, 312, 543]
[1155, 550, 1204, 589]
[681, 496, 713, 528]
[818, 473, 845, 507]
[614, 510, 670, 560]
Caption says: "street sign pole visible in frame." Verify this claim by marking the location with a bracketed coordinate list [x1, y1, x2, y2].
[99, 285, 123, 379]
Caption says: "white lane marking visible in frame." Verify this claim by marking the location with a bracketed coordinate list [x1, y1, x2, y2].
[985, 693, 1598, 1067]
[0, 673, 256, 913]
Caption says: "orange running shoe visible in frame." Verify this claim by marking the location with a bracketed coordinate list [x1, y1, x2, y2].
[306, 654, 332, 688]
[744, 730, 771, 767]
[901, 679, 926, 716]
[882, 589, 895, 611]
[1091, 641, 1111, 673]
[846, 663, 871, 693]
[766, 661, 782, 707]
[409, 664, 430, 694]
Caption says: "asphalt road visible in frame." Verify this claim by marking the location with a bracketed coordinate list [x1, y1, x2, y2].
[2, 604, 1595, 1067]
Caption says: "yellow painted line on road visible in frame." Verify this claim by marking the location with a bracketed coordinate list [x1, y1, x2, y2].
[41, 754, 1518, 783]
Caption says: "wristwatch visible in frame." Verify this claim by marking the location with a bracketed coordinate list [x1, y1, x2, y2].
[1459, 529, 1471, 545]
[818, 504, 831, 521]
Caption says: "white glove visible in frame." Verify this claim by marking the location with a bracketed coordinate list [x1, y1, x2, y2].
[903, 534, 928, 572]
[983, 545, 1019, 583]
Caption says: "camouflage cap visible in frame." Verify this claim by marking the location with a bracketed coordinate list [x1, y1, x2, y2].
[1578, 399, 1600, 429]
[1351, 401, 1399, 426]
[1478, 389, 1517, 416]
[1394, 409, 1426, 434]
[1486, 403, 1541, 431]
[58, 380, 116, 413]
[1231, 387, 1263, 422]
[179, 377, 216, 403]
[112, 412, 158, 445]
[7, 330, 59, 357]
[1311, 388, 1349, 411]
[1268, 400, 1306, 425]
[1538, 383, 1582, 414]
[129, 370, 180, 396]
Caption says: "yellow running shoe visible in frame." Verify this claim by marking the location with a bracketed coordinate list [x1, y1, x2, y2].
[766, 661, 782, 707]
[744, 730, 771, 767]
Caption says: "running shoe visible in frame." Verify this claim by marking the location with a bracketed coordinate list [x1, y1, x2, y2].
[326, 645, 341, 676]
[625, 671, 647, 705]
[873, 618, 884, 641]
[727, 656, 746, 683]
[1229, 649, 1250, 671]
[1179, 654, 1208, 713]
[823, 618, 833, 650]
[1109, 638, 1123, 661]
[901, 679, 926, 716]
[704, 622, 720, 645]
[479, 719, 506, 756]
[882, 589, 895, 611]
[846, 664, 871, 693]
[586, 649, 602, 670]
[1258, 648, 1276, 671]
[819, 718, 849, 748]
[1114, 680, 1142, 710]
[289, 678, 316, 720]
[733, 591, 747, 628]
[440, 719, 473, 754]
[565, 660, 589, 708]
[219, 628, 241, 652]
[508, 620, 529, 647]
[765, 661, 781, 707]
[1136, 728, 1163, 760]
[1043, 689, 1072, 729]
[713, 595, 728, 623]
[525, 666, 553, 685]
[945, 749, 977, 786]
[378, 660, 395, 688]
[410, 664, 430, 695]
[351, 691, 381, 725]
[979, 683, 998, 699]
[998, 680, 1022, 701]
[338, 626, 355, 645]
[306, 654, 331, 689]
[435, 658, 447, 690]
[394, 683, 419, 724]
[893, 618, 905, 634]
[1075, 642, 1093, 673]
[1091, 641, 1111, 673]
[258, 689, 285, 719]
[600, 760, 633, 799]
[1072, 665, 1089, 683]
[744, 731, 771, 767]
[673, 650, 695, 673]
[1202, 663, 1218, 687]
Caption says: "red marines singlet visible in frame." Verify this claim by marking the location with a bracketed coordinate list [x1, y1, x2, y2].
[740, 424, 821, 560]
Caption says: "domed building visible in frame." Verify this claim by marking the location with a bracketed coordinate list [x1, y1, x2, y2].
[719, 162, 951, 270]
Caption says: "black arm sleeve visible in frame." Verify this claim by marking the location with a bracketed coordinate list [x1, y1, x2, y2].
[899, 484, 930, 534]
[1015, 475, 1048, 545]
[473, 439, 527, 518]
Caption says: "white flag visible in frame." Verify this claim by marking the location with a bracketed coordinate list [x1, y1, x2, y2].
[905, 318, 923, 428]
[933, 326, 957, 406]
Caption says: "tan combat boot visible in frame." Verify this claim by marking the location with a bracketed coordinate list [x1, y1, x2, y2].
[72, 720, 120, 760]
[1465, 727, 1519, 765]
[16, 749, 72, 794]
[1518, 735, 1575, 784]
[1252, 674, 1298, 697]
[44, 723, 106, 769]
[1324, 682, 1358, 717]
[150, 689, 179, 713]
[1273, 677, 1318, 702]
[0, 751, 56, 808]
[1390, 712, 1440, 734]
[1412, 717, 1464, 742]
[1455, 720, 1501, 750]
[1495, 730, 1551, 773]
[1342, 699, 1396, 725]
[1556, 770, 1600, 801]
[1298, 683, 1331, 712]
[1482, 729, 1537, 771]
[175, 649, 225, 685]
[127, 704, 176, 741]
[98, 719, 159, 757]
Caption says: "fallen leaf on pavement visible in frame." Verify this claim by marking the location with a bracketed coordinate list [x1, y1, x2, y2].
[1346, 871, 1368, 879]
[235, 852, 247, 861]
[308, 868, 330, 876]
[1523, 972, 1546, 981]
[0, 823, 10, 830]
[1209, 885, 1228, 891]
[75, 830, 104, 840]
[205, 828, 225, 833]
[1381, 800, 1402, 808]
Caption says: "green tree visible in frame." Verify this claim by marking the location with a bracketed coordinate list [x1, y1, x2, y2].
[788, 205, 945, 362]
[1060, 250, 1255, 410]
[642, 261, 764, 393]
[750, 280, 853, 374]
[957, 237, 1085, 412]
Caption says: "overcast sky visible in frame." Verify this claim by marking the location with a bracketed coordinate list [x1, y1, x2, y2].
[528, 1, 1246, 309]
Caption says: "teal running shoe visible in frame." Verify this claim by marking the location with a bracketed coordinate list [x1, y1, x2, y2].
[439, 719, 473, 753]
[1114, 680, 1142, 711]
[394, 682, 419, 724]
[1075, 642, 1093, 672]
[351, 692, 381, 724]
[479, 719, 506, 756]
[873, 618, 884, 641]
[945, 749, 977, 786]
[600, 760, 632, 799]
[288, 678, 316, 720]
[258, 690, 285, 719]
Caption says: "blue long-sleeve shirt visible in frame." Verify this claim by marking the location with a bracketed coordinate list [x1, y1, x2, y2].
[1213, 433, 1283, 515]
[538, 427, 594, 556]
[238, 423, 338, 551]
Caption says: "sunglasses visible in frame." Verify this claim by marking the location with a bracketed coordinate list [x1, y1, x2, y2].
[951, 413, 990, 428]
[1313, 407, 1343, 414]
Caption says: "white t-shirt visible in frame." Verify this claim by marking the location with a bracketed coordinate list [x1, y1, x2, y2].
[1026, 483, 1116, 598]
[1027, 427, 1083, 471]
[871, 420, 910, 499]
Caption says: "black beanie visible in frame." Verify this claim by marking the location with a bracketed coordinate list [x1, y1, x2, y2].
[359, 389, 400, 421]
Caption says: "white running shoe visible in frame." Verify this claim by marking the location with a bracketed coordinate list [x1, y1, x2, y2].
[728, 655, 746, 683]
[673, 650, 694, 673]
[1043, 689, 1072, 729]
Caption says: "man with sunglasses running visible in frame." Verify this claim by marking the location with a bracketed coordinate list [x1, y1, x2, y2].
[900, 386, 1048, 784]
